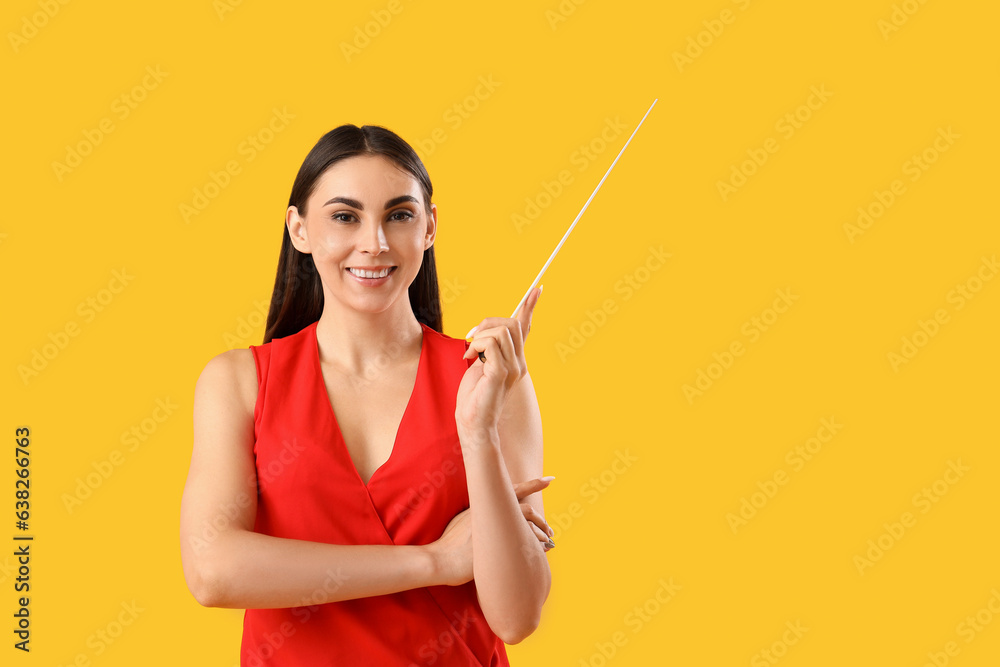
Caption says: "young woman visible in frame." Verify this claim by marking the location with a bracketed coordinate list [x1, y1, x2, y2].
[180, 124, 554, 665]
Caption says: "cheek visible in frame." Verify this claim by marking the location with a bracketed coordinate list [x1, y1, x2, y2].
[399, 231, 428, 254]
[313, 235, 348, 259]
[404, 246, 428, 269]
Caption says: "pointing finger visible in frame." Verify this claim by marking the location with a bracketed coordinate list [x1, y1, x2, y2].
[515, 285, 542, 342]
[514, 475, 555, 500]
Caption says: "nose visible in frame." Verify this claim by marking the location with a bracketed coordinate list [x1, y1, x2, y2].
[359, 216, 390, 255]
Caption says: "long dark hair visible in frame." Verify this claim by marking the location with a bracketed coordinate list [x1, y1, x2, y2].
[262, 124, 441, 344]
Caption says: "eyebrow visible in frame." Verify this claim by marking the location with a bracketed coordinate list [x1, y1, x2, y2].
[322, 195, 419, 210]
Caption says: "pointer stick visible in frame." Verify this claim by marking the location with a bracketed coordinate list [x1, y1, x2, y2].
[465, 97, 659, 351]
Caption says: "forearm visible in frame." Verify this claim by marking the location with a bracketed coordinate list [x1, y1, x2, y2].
[192, 530, 438, 609]
[460, 425, 551, 644]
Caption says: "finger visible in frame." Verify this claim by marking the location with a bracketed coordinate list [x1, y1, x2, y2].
[513, 477, 553, 500]
[465, 316, 527, 366]
[514, 286, 542, 343]
[479, 322, 525, 372]
[464, 327, 515, 370]
[463, 335, 501, 366]
[529, 522, 555, 551]
[521, 504, 554, 538]
[465, 320, 515, 343]
[464, 317, 506, 341]
[466, 340, 486, 363]
[462, 335, 490, 359]
[526, 521, 549, 543]
[487, 326, 516, 371]
[466, 314, 529, 339]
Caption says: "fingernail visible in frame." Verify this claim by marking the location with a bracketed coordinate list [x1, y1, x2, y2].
[547, 526, 554, 537]
[539, 284, 544, 294]
[546, 539, 555, 548]
[464, 325, 478, 340]
[540, 475, 555, 482]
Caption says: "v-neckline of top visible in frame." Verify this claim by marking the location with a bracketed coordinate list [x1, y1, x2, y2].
[311, 320, 428, 489]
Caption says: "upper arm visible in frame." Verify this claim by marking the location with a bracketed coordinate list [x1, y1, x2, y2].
[179, 348, 259, 605]
[496, 371, 545, 520]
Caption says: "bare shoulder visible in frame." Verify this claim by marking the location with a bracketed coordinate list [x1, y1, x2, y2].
[195, 348, 259, 419]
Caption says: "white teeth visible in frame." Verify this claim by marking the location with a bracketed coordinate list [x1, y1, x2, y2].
[349, 267, 391, 279]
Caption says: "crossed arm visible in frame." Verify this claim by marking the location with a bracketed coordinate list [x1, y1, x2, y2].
[180, 350, 440, 609]
[179, 349, 551, 644]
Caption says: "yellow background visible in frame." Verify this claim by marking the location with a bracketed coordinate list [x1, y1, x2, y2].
[3, 0, 999, 664]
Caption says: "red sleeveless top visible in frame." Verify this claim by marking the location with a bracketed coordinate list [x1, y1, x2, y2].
[242, 320, 510, 666]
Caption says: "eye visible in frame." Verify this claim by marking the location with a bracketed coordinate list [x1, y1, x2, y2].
[389, 210, 414, 221]
[332, 212, 357, 223]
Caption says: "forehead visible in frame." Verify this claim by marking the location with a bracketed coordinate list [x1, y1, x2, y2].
[312, 154, 421, 200]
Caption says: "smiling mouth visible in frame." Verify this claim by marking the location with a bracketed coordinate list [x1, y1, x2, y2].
[347, 266, 396, 279]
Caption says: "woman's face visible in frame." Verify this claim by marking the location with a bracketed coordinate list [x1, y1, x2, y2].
[286, 154, 436, 318]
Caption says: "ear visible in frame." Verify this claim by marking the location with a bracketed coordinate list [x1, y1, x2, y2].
[286, 205, 311, 254]
[424, 203, 437, 250]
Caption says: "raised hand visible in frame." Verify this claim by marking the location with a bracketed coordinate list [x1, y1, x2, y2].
[457, 286, 542, 433]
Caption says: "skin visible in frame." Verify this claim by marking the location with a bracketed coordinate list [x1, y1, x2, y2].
[451, 291, 552, 644]
[179, 154, 552, 645]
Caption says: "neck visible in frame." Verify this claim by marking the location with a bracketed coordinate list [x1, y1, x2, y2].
[314, 296, 424, 377]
